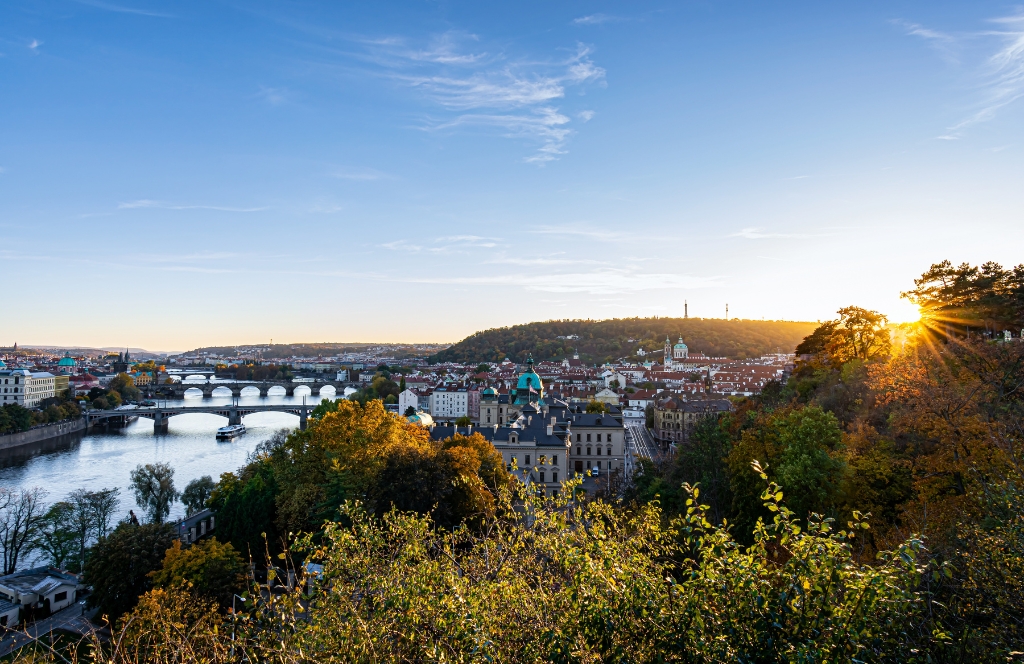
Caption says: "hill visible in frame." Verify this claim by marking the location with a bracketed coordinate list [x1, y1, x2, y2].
[428, 318, 818, 365]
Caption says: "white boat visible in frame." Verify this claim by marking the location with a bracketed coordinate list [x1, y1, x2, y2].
[216, 424, 246, 440]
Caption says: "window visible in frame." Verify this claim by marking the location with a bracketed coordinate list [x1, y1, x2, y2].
[552, 455, 557, 465]
[597, 434, 602, 442]
[552, 472, 558, 483]
[587, 447, 592, 455]
[576, 446, 581, 455]
[607, 446, 612, 456]
[597, 447, 602, 455]
[539, 455, 547, 465]
[576, 433, 581, 442]
[54, 591, 68, 602]
[539, 471, 545, 483]
[587, 434, 592, 442]
[525, 455, 531, 465]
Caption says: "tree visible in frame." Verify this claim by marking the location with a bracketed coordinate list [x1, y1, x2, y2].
[795, 320, 838, 356]
[109, 372, 141, 402]
[88, 487, 121, 539]
[208, 463, 280, 561]
[0, 487, 46, 574]
[182, 476, 216, 516]
[131, 463, 180, 524]
[404, 406, 416, 417]
[311, 398, 340, 420]
[31, 501, 78, 570]
[150, 537, 245, 608]
[827, 306, 891, 364]
[454, 415, 472, 426]
[586, 400, 610, 414]
[84, 522, 178, 622]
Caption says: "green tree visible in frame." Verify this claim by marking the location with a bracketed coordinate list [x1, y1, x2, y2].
[208, 462, 280, 561]
[150, 537, 245, 609]
[826, 306, 891, 364]
[403, 406, 416, 417]
[586, 400, 610, 414]
[84, 522, 177, 621]
[454, 415, 472, 426]
[311, 398, 340, 419]
[130, 462, 180, 524]
[109, 372, 141, 402]
[31, 501, 79, 570]
[181, 476, 216, 516]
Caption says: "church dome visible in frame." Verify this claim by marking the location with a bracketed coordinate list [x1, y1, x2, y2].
[673, 337, 688, 350]
[512, 355, 544, 405]
[58, 353, 77, 367]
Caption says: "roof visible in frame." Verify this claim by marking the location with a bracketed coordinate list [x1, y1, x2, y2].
[0, 567, 82, 596]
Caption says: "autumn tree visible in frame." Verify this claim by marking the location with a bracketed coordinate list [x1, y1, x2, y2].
[131, 463, 180, 524]
[150, 537, 246, 608]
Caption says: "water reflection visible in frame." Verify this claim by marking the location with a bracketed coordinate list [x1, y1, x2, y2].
[0, 393, 349, 523]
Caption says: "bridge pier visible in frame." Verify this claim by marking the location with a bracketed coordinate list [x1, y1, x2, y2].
[259, 385, 269, 397]
[230, 387, 242, 398]
[299, 410, 307, 431]
[285, 386, 295, 397]
[228, 407, 242, 426]
[153, 411, 169, 434]
[202, 386, 216, 399]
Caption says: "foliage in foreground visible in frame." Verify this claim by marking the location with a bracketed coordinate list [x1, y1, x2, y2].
[26, 472, 970, 664]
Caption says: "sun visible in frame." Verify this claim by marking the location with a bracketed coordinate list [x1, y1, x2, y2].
[886, 299, 922, 324]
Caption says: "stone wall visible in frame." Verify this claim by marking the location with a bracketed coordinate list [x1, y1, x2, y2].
[0, 418, 87, 452]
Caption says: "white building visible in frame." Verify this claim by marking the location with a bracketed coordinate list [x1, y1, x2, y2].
[0, 369, 51, 407]
[0, 567, 84, 622]
[398, 388, 420, 415]
[429, 387, 469, 420]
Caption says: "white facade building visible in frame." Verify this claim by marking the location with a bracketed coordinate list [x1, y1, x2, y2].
[429, 387, 469, 420]
[0, 371, 57, 407]
[398, 388, 420, 415]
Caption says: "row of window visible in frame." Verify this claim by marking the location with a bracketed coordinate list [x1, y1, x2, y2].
[509, 454, 558, 466]
[576, 446, 613, 456]
[575, 432, 612, 442]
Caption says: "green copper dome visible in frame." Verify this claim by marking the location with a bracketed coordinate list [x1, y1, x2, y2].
[513, 355, 543, 405]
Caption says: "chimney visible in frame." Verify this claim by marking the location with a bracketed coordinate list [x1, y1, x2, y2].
[551, 416, 556, 426]
[547, 424, 553, 436]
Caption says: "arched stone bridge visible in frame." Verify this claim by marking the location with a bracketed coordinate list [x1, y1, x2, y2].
[146, 380, 358, 399]
[84, 402, 318, 433]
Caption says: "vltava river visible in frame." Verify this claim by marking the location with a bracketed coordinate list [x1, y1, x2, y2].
[0, 386, 347, 523]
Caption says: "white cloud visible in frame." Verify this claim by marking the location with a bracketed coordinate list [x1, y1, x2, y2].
[578, 110, 595, 122]
[900, 12, 1024, 137]
[359, 33, 604, 163]
[729, 227, 814, 239]
[28, 39, 41, 51]
[382, 235, 500, 254]
[256, 85, 288, 105]
[572, 14, 620, 26]
[403, 268, 717, 295]
[71, 0, 173, 17]
[117, 200, 267, 212]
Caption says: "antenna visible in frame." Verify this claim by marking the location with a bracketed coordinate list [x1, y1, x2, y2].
[726, 304, 729, 320]
[684, 300, 688, 319]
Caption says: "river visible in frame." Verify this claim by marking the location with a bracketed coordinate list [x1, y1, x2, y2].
[0, 385, 352, 524]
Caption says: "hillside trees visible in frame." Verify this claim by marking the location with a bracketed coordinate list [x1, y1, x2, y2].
[84, 522, 178, 621]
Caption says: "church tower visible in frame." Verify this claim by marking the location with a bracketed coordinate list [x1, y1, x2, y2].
[664, 337, 673, 370]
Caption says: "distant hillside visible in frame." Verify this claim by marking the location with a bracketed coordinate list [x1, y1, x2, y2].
[428, 318, 818, 365]
[182, 343, 446, 360]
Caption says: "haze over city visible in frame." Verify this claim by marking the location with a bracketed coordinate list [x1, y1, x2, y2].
[3, 1, 1023, 349]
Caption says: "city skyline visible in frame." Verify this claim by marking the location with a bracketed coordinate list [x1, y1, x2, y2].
[3, 1, 1023, 349]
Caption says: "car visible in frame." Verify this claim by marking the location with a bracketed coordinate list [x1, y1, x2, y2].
[591, 467, 600, 476]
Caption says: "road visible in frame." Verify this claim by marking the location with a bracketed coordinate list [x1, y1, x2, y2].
[0, 603, 99, 657]
[624, 420, 659, 477]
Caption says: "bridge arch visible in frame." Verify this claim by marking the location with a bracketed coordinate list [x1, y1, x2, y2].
[318, 385, 337, 396]
[292, 385, 312, 397]
[239, 385, 261, 396]
[183, 387, 204, 399]
[266, 385, 287, 396]
[210, 386, 233, 397]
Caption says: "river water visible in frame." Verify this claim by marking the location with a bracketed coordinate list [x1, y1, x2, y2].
[0, 385, 351, 524]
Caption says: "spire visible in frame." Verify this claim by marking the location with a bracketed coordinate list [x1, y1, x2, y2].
[684, 300, 688, 319]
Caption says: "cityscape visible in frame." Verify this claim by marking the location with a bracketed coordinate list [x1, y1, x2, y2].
[1, 0, 1022, 661]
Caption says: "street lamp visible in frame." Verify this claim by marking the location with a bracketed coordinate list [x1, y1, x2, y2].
[231, 593, 247, 658]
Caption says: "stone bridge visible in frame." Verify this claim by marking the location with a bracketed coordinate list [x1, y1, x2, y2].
[84, 402, 318, 433]
[145, 380, 358, 399]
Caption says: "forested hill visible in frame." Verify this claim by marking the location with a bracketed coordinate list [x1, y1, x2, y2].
[428, 318, 818, 365]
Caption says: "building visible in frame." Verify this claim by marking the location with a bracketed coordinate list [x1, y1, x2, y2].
[430, 386, 469, 421]
[0, 568, 84, 621]
[430, 403, 570, 496]
[56, 352, 77, 375]
[0, 369, 55, 407]
[652, 397, 734, 444]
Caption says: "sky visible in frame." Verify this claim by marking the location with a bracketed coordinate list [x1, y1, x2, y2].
[2, 1, 1023, 351]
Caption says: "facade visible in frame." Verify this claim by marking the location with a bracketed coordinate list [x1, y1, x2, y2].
[398, 388, 420, 415]
[652, 398, 734, 444]
[0, 568, 84, 620]
[0, 370, 55, 407]
[0, 369, 30, 406]
[430, 387, 469, 420]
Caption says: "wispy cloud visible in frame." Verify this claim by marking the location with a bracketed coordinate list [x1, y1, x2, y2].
[730, 227, 816, 240]
[117, 200, 267, 212]
[357, 33, 604, 163]
[899, 12, 1024, 138]
[71, 0, 173, 17]
[256, 85, 288, 105]
[28, 39, 41, 51]
[404, 268, 717, 295]
[330, 167, 392, 181]
[382, 235, 501, 254]
[528, 225, 639, 242]
[572, 14, 623, 26]
[578, 110, 596, 122]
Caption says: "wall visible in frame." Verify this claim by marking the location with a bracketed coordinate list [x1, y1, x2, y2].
[0, 419, 87, 452]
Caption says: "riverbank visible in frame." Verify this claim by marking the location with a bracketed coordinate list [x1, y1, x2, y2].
[0, 419, 87, 452]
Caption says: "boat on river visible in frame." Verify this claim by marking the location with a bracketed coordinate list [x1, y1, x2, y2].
[215, 424, 246, 440]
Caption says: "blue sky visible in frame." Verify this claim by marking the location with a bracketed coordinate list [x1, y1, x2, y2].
[2, 1, 1023, 351]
